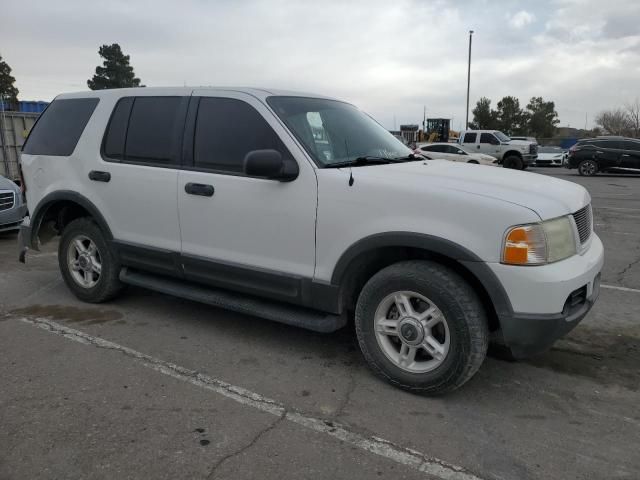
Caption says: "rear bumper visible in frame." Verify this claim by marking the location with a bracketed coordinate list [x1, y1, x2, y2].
[489, 234, 604, 358]
[0, 204, 27, 232]
[17, 219, 33, 263]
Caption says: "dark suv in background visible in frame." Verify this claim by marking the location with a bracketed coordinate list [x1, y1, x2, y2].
[566, 136, 640, 176]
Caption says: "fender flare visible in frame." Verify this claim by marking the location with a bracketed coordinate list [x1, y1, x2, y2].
[29, 190, 113, 246]
[330, 232, 513, 320]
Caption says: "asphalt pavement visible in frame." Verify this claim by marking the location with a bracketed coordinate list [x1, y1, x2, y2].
[1, 167, 639, 480]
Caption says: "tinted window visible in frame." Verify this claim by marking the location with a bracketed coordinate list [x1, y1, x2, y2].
[194, 98, 288, 173]
[125, 97, 183, 164]
[447, 145, 465, 154]
[103, 97, 133, 159]
[595, 140, 621, 150]
[480, 133, 498, 144]
[23, 98, 99, 156]
[422, 145, 445, 152]
[462, 133, 477, 143]
[623, 141, 640, 152]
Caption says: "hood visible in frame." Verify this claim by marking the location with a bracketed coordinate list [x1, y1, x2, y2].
[349, 160, 590, 219]
[0, 175, 19, 192]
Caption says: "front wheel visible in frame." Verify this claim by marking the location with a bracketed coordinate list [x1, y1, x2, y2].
[355, 261, 489, 394]
[58, 217, 124, 303]
[503, 155, 523, 170]
[578, 159, 598, 176]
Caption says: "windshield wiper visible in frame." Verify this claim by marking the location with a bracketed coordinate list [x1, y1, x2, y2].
[324, 156, 394, 168]
[390, 153, 423, 162]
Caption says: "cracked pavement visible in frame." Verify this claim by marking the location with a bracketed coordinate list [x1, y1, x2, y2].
[1, 168, 639, 480]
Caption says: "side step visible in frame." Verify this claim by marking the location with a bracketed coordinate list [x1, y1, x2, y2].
[119, 268, 347, 333]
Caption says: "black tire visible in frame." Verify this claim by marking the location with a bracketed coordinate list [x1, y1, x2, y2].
[503, 155, 523, 170]
[355, 260, 489, 394]
[578, 159, 598, 176]
[58, 217, 124, 303]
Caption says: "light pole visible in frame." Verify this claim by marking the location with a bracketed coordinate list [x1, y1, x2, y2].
[465, 30, 474, 130]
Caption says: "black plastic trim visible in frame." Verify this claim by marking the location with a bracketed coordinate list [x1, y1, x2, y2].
[28, 190, 114, 249]
[112, 240, 182, 277]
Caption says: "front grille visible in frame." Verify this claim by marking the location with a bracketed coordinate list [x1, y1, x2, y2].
[572, 204, 592, 245]
[529, 144, 538, 154]
[0, 191, 15, 212]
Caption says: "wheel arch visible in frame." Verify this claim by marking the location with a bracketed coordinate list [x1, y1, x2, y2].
[331, 232, 513, 332]
[503, 150, 523, 159]
[28, 190, 113, 249]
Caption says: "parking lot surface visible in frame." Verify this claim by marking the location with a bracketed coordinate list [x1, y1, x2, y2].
[1, 168, 639, 480]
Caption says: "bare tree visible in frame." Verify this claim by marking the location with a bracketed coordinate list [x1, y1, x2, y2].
[625, 98, 640, 138]
[595, 108, 632, 136]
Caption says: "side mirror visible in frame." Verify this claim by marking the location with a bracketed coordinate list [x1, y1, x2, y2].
[243, 149, 298, 181]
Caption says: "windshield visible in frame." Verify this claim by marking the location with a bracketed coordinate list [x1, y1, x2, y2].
[267, 96, 413, 166]
[494, 131, 511, 142]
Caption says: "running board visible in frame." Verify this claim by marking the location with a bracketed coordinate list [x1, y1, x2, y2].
[119, 268, 347, 333]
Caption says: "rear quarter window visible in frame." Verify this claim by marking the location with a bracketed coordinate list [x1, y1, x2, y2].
[23, 98, 99, 156]
[462, 133, 477, 143]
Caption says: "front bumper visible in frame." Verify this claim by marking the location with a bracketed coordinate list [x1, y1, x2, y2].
[489, 234, 604, 358]
[0, 203, 27, 232]
[522, 154, 537, 166]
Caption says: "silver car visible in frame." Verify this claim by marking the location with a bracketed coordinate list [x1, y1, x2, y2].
[0, 175, 27, 232]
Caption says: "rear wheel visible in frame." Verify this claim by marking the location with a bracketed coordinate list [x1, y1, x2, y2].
[578, 159, 598, 176]
[355, 261, 489, 394]
[503, 155, 523, 170]
[58, 218, 124, 303]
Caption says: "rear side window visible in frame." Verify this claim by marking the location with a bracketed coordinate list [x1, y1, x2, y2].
[595, 140, 621, 150]
[421, 145, 445, 152]
[193, 97, 289, 173]
[23, 98, 99, 156]
[102, 96, 186, 165]
[103, 97, 133, 159]
[462, 133, 477, 143]
[126, 97, 184, 164]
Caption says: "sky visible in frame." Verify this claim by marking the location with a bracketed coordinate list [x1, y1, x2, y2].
[1, 0, 639, 131]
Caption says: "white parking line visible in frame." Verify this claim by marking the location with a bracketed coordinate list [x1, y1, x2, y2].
[601, 284, 640, 293]
[17, 316, 483, 480]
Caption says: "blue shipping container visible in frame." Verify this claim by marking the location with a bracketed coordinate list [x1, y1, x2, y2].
[0, 100, 49, 113]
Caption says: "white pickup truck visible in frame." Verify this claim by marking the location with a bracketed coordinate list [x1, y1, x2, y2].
[459, 130, 538, 170]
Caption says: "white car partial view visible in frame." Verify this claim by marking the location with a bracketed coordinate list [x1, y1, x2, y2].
[416, 143, 498, 166]
[535, 146, 566, 167]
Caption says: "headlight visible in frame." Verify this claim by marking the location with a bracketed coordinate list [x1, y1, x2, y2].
[502, 216, 576, 265]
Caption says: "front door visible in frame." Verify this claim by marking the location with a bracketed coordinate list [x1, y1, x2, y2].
[478, 132, 501, 156]
[177, 90, 318, 304]
[621, 141, 640, 170]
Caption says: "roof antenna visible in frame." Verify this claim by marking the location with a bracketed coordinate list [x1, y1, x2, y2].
[345, 139, 354, 186]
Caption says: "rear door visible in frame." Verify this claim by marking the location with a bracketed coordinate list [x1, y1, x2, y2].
[621, 141, 640, 169]
[420, 144, 450, 160]
[459, 132, 478, 152]
[177, 91, 318, 303]
[594, 140, 622, 169]
[97, 94, 188, 275]
[446, 145, 470, 162]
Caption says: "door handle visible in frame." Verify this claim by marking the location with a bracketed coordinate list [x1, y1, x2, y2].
[477, 145, 480, 149]
[622, 154, 630, 157]
[185, 182, 214, 197]
[88, 170, 111, 182]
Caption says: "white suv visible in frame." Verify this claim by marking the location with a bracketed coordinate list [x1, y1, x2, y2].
[18, 88, 603, 394]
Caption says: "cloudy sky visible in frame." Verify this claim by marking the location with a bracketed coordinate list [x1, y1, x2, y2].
[2, 0, 639, 130]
